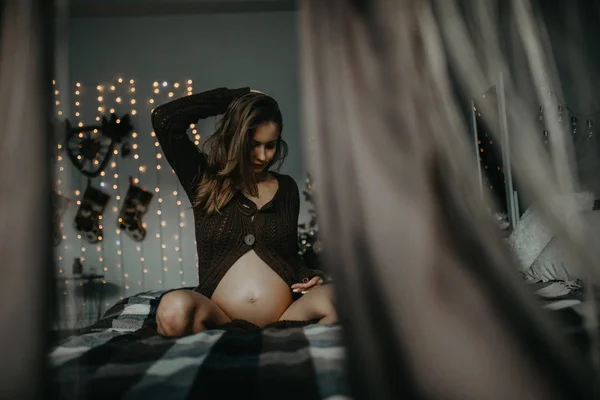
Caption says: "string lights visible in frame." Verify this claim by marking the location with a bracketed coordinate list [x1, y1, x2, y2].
[53, 80, 68, 304]
[54, 76, 202, 317]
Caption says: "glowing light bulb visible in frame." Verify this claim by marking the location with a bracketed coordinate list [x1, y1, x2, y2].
[130, 99, 136, 104]
[153, 82, 159, 87]
[110, 85, 116, 91]
[97, 85, 103, 91]
[156, 165, 161, 170]
[130, 79, 135, 84]
[149, 99, 154, 104]
[118, 77, 123, 83]
[168, 92, 174, 97]
[116, 97, 122, 103]
[76, 82, 81, 87]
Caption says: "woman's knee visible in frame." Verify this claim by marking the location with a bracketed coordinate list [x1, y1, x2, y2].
[156, 290, 197, 336]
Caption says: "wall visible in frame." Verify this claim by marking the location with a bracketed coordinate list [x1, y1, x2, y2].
[53, 10, 308, 327]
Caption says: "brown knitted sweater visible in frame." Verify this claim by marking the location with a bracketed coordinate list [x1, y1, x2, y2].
[151, 87, 324, 297]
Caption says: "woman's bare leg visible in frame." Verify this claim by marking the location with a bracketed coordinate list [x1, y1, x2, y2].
[278, 285, 338, 324]
[156, 290, 231, 336]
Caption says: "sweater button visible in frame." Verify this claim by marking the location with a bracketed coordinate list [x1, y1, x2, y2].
[244, 234, 255, 246]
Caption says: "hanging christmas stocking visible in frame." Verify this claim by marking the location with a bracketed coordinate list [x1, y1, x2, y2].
[74, 183, 111, 244]
[118, 177, 153, 242]
[53, 192, 71, 247]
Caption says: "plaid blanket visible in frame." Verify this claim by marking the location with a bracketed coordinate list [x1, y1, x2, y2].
[50, 289, 349, 400]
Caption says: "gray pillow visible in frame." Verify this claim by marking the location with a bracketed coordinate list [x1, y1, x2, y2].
[508, 192, 595, 281]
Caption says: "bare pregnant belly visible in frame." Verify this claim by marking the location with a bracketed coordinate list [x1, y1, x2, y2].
[211, 250, 293, 327]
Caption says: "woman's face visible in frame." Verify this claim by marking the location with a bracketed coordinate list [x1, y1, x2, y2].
[250, 122, 279, 173]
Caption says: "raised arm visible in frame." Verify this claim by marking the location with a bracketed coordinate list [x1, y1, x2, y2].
[150, 87, 250, 200]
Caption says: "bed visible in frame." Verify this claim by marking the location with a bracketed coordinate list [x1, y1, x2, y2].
[49, 289, 349, 400]
[49, 280, 590, 400]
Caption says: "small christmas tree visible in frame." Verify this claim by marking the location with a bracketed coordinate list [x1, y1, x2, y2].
[297, 173, 323, 270]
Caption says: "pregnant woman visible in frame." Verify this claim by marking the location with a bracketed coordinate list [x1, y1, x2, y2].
[151, 87, 337, 336]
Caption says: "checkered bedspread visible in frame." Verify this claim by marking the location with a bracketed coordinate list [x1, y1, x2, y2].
[49, 289, 349, 400]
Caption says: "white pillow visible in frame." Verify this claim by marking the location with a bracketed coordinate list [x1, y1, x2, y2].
[508, 192, 595, 281]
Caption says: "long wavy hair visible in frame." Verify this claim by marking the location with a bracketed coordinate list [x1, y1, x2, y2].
[195, 92, 288, 214]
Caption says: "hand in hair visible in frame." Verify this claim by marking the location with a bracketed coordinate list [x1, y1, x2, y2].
[291, 276, 324, 294]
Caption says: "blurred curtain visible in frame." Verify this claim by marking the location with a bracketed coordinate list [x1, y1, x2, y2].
[0, 0, 54, 399]
[299, 0, 597, 399]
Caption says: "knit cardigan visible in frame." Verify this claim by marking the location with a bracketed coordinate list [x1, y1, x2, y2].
[151, 87, 324, 297]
